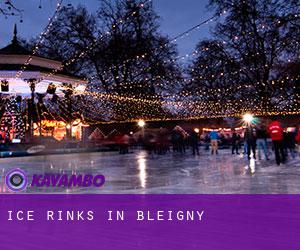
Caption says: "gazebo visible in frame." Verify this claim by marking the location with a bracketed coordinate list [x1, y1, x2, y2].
[0, 25, 87, 142]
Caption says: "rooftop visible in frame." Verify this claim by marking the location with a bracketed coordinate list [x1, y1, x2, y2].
[0, 24, 31, 55]
[0, 24, 86, 83]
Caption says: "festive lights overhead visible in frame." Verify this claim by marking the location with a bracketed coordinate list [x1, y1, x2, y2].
[0, 0, 298, 127]
[15, 0, 64, 79]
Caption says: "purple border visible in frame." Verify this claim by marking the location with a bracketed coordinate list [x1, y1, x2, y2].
[0, 194, 299, 249]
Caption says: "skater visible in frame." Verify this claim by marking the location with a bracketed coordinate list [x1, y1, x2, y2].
[209, 129, 219, 155]
[244, 124, 257, 160]
[284, 128, 296, 159]
[231, 129, 240, 154]
[204, 132, 210, 151]
[268, 119, 286, 165]
[256, 125, 269, 160]
[190, 130, 199, 155]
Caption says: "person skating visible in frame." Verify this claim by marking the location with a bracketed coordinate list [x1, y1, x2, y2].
[190, 130, 200, 156]
[209, 129, 219, 155]
[284, 128, 296, 159]
[204, 133, 210, 151]
[256, 125, 269, 160]
[244, 124, 257, 160]
[268, 119, 286, 165]
[231, 129, 240, 154]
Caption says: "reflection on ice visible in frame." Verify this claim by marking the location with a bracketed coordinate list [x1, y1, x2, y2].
[245, 152, 256, 174]
[137, 151, 147, 188]
[249, 158, 256, 174]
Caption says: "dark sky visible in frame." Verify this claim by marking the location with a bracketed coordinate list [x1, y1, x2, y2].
[0, 0, 214, 57]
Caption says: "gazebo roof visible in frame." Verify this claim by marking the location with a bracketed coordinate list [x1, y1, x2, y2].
[0, 25, 87, 85]
[0, 25, 87, 97]
[0, 24, 31, 55]
[0, 24, 63, 69]
[0, 40, 31, 55]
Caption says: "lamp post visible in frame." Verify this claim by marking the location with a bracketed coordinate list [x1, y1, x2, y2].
[27, 78, 37, 141]
[63, 83, 74, 140]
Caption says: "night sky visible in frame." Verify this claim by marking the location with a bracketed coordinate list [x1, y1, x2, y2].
[0, 0, 214, 56]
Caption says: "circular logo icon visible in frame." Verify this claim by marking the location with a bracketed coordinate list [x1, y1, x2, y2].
[5, 169, 28, 192]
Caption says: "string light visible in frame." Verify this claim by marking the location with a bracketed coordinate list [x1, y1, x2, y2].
[3, 1, 298, 126]
[15, 0, 64, 78]
[41, 0, 153, 82]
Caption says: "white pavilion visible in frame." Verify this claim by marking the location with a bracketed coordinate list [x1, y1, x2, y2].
[0, 25, 88, 142]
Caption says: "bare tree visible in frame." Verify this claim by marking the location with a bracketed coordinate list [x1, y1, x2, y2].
[0, 0, 22, 19]
[187, 0, 300, 115]
[32, 0, 182, 121]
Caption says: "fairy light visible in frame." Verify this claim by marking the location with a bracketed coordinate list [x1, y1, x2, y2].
[3, 1, 298, 125]
[50, 87, 299, 124]
[15, 0, 64, 78]
[42, 0, 153, 81]
[91, 11, 226, 78]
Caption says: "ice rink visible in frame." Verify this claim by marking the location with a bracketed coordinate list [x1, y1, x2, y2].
[0, 150, 299, 194]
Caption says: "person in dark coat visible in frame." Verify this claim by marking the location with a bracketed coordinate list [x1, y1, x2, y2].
[231, 129, 240, 154]
[190, 130, 200, 156]
[256, 125, 269, 160]
[244, 124, 257, 160]
[284, 129, 296, 159]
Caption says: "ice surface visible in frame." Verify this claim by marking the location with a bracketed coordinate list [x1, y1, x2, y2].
[0, 150, 299, 194]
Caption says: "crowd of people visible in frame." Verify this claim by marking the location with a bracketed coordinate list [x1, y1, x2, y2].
[237, 119, 299, 165]
[117, 118, 300, 166]
[1, 116, 299, 167]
